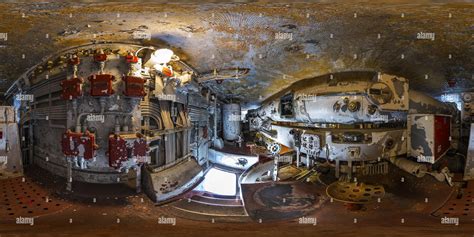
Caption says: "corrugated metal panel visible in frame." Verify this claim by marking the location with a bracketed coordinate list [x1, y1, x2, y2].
[188, 106, 208, 125]
[28, 72, 66, 99]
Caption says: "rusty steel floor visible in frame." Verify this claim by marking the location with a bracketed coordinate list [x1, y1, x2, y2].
[0, 177, 70, 219]
[241, 181, 324, 221]
[432, 181, 474, 220]
[0, 165, 473, 237]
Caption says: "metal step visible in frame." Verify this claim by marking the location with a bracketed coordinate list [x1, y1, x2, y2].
[190, 195, 243, 207]
[164, 193, 250, 223]
[172, 197, 247, 217]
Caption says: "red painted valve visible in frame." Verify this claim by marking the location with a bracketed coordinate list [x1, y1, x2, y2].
[125, 52, 139, 64]
[94, 49, 107, 62]
[68, 55, 80, 65]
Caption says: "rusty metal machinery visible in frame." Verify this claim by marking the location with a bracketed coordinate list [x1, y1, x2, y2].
[245, 71, 459, 178]
[326, 181, 385, 204]
[4, 43, 211, 202]
[248, 71, 409, 126]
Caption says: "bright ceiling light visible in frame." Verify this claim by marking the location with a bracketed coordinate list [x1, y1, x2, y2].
[151, 48, 174, 64]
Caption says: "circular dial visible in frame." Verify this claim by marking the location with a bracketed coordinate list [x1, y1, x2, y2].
[463, 93, 472, 102]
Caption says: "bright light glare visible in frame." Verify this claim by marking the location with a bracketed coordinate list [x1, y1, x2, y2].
[151, 48, 174, 64]
[200, 168, 236, 196]
[438, 93, 462, 111]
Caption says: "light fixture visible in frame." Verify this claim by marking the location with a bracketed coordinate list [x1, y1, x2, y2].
[150, 48, 176, 77]
[151, 48, 174, 65]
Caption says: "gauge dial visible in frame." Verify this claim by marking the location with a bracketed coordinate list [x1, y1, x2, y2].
[463, 93, 472, 102]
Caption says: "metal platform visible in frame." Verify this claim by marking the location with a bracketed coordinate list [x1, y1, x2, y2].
[241, 181, 326, 222]
[432, 181, 474, 220]
[164, 193, 250, 223]
[0, 177, 70, 221]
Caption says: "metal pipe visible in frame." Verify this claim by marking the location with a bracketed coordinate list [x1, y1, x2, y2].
[122, 115, 130, 132]
[75, 112, 131, 133]
[213, 96, 217, 140]
[99, 98, 106, 115]
[115, 116, 121, 133]
[389, 157, 427, 178]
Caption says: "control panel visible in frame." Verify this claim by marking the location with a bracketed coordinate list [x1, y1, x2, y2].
[300, 133, 321, 156]
[60, 77, 84, 100]
[88, 74, 115, 96]
[61, 130, 98, 160]
[123, 76, 146, 97]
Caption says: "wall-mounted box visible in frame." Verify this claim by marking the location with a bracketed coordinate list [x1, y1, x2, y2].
[61, 130, 97, 160]
[88, 74, 115, 96]
[408, 114, 451, 164]
[60, 77, 83, 100]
